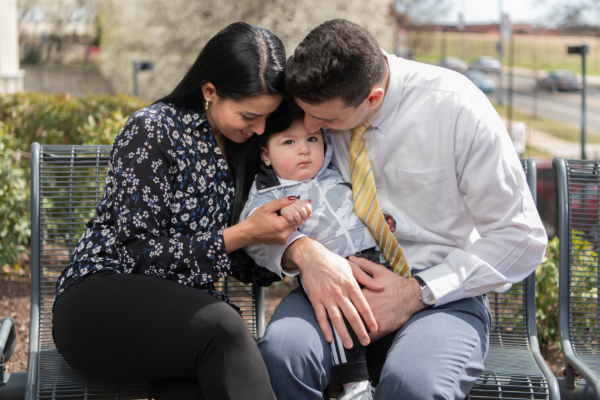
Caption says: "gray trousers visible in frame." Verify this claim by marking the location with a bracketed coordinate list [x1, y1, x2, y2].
[259, 285, 492, 400]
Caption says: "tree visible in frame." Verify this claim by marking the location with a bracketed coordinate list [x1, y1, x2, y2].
[535, 0, 600, 34]
[97, 0, 398, 99]
[391, 0, 452, 58]
[17, 0, 98, 63]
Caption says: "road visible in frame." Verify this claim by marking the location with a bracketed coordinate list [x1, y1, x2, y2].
[486, 73, 600, 132]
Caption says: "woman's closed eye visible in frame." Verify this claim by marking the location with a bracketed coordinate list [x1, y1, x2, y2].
[241, 114, 256, 121]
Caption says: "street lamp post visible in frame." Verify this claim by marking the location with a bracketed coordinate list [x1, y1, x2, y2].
[133, 60, 155, 97]
[568, 45, 589, 159]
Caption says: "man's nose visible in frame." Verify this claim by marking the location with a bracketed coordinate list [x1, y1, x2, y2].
[304, 115, 324, 133]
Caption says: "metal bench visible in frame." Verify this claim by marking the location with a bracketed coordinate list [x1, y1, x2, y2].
[324, 158, 559, 400]
[23, 143, 265, 400]
[466, 158, 559, 400]
[555, 156, 600, 399]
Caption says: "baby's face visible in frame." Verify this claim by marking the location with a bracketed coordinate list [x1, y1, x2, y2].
[261, 119, 325, 181]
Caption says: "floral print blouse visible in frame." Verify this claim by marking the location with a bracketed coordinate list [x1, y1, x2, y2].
[55, 102, 279, 309]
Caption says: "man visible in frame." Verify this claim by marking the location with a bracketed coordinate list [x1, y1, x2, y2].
[256, 19, 547, 399]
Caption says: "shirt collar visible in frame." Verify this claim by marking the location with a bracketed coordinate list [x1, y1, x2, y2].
[368, 50, 404, 134]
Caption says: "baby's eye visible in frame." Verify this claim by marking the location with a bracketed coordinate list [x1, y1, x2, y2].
[283, 140, 294, 145]
[307, 136, 319, 142]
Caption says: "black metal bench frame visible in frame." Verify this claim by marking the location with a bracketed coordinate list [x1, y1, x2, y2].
[22, 143, 265, 400]
[0, 148, 561, 400]
[465, 158, 559, 400]
[555, 156, 600, 399]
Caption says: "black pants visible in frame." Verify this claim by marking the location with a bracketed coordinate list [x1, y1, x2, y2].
[52, 271, 276, 400]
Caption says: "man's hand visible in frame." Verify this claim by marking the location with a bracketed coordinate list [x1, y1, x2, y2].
[282, 237, 383, 348]
[350, 255, 425, 342]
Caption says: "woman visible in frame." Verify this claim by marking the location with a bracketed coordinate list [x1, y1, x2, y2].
[52, 22, 300, 400]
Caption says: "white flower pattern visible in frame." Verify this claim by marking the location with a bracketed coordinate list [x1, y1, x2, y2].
[55, 103, 280, 310]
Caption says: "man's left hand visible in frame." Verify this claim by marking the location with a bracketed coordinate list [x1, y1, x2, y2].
[349, 255, 426, 342]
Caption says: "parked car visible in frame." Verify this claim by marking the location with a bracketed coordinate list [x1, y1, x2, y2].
[468, 56, 501, 73]
[439, 56, 468, 73]
[537, 70, 582, 92]
[464, 70, 495, 93]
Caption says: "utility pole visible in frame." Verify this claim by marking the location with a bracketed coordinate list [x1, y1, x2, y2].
[568, 45, 589, 159]
[508, 28, 514, 134]
[437, 27, 446, 61]
[459, 1, 466, 61]
[496, 0, 504, 105]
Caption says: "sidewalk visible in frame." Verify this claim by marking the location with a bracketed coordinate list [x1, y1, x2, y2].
[501, 116, 600, 160]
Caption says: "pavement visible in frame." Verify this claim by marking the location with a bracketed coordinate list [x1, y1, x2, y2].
[500, 115, 600, 161]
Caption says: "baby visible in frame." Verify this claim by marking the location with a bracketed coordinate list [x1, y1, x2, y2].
[240, 110, 397, 400]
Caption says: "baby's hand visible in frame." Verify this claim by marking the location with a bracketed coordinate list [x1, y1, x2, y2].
[384, 213, 396, 233]
[280, 199, 312, 227]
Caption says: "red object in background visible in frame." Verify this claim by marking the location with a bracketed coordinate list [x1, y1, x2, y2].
[89, 45, 101, 55]
[536, 162, 557, 238]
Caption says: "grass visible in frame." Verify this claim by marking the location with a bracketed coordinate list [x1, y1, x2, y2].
[411, 31, 600, 76]
[521, 144, 553, 158]
[492, 101, 600, 144]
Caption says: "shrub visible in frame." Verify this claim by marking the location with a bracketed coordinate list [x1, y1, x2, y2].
[0, 122, 30, 276]
[0, 92, 147, 150]
[0, 92, 148, 274]
[535, 233, 598, 346]
[536, 236, 559, 345]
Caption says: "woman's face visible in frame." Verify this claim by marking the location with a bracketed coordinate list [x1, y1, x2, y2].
[203, 83, 283, 143]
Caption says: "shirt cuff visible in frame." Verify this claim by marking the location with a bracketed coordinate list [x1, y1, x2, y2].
[273, 231, 306, 277]
[414, 263, 460, 307]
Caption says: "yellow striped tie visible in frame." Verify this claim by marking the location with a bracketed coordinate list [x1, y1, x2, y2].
[349, 122, 410, 277]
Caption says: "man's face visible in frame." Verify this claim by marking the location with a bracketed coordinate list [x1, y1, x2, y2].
[295, 97, 370, 134]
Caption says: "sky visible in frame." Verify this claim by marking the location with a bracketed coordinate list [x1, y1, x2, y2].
[434, 0, 553, 25]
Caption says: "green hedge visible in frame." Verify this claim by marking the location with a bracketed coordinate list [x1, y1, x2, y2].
[0, 92, 148, 150]
[0, 122, 30, 274]
[0, 92, 148, 276]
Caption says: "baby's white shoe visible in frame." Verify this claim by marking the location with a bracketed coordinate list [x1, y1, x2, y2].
[336, 380, 374, 400]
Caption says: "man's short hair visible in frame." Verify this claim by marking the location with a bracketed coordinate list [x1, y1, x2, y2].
[285, 19, 386, 108]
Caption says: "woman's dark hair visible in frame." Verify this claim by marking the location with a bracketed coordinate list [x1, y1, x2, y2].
[285, 19, 386, 108]
[155, 22, 294, 225]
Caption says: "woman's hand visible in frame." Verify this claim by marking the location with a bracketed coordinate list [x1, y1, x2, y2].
[223, 196, 305, 253]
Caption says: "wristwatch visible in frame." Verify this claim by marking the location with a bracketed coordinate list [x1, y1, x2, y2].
[414, 275, 436, 307]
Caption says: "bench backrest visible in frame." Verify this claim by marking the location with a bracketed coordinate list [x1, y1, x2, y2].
[556, 159, 600, 360]
[486, 158, 540, 351]
[26, 144, 262, 399]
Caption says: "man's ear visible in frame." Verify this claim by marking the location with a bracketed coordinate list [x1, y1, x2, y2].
[260, 146, 271, 166]
[366, 87, 385, 109]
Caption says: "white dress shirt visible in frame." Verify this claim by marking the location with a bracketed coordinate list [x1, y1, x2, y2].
[254, 52, 548, 307]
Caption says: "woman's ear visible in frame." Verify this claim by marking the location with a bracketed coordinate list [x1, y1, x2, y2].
[201, 82, 218, 103]
[260, 146, 271, 166]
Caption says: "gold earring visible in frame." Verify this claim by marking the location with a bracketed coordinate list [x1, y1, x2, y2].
[205, 99, 210, 110]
